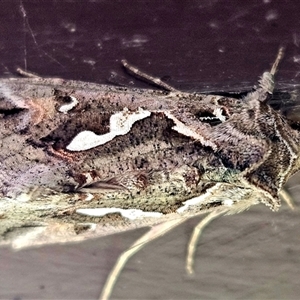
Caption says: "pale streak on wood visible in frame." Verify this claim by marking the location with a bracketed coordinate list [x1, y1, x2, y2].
[66, 107, 151, 151]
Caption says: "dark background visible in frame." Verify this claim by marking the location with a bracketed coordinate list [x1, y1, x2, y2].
[1, 1, 300, 299]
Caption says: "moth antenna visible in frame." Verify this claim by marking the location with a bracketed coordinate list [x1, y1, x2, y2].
[16, 68, 41, 78]
[270, 46, 285, 76]
[257, 47, 285, 97]
[121, 59, 179, 92]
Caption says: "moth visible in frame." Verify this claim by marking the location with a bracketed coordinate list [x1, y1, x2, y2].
[0, 48, 300, 299]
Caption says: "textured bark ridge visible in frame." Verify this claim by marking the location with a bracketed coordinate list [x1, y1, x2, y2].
[1, 49, 300, 249]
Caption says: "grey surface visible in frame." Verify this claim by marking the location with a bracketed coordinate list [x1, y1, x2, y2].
[2, 204, 300, 299]
[1, 1, 300, 299]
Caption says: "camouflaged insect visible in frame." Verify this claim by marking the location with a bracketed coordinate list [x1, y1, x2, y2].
[0, 48, 300, 299]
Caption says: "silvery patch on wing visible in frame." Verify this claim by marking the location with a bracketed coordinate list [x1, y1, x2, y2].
[212, 107, 226, 122]
[76, 207, 163, 220]
[58, 95, 79, 113]
[177, 183, 223, 213]
[67, 107, 151, 151]
[164, 111, 217, 150]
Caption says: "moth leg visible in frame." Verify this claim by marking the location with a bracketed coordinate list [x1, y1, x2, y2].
[279, 188, 295, 210]
[186, 208, 228, 275]
[121, 59, 179, 92]
[99, 218, 186, 300]
[16, 68, 41, 78]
